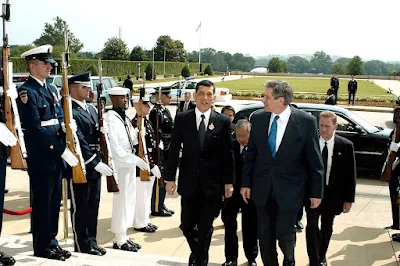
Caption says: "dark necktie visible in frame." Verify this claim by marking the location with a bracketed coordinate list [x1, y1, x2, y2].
[268, 115, 279, 158]
[322, 142, 328, 185]
[198, 114, 206, 148]
[241, 147, 247, 159]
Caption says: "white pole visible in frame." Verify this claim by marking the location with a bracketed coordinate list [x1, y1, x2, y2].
[198, 21, 201, 65]
[164, 47, 166, 77]
[152, 47, 155, 80]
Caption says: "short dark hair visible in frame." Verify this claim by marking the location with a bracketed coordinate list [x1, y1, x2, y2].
[221, 105, 235, 115]
[195, 79, 215, 94]
[127, 75, 131, 79]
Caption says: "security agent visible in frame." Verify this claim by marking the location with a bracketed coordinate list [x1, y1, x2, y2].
[68, 72, 112, 256]
[149, 87, 175, 217]
[12, 45, 79, 261]
[0, 95, 17, 265]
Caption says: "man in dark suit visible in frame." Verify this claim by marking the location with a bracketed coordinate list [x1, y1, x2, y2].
[177, 91, 195, 113]
[222, 119, 258, 266]
[17, 45, 78, 261]
[0, 92, 17, 266]
[241, 80, 324, 266]
[348, 76, 357, 105]
[306, 111, 356, 266]
[68, 72, 112, 256]
[166, 80, 235, 266]
[330, 73, 339, 104]
[324, 88, 335, 105]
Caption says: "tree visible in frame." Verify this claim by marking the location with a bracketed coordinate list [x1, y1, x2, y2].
[77, 51, 98, 59]
[267, 57, 286, 73]
[332, 63, 346, 74]
[100, 37, 129, 60]
[364, 60, 389, 76]
[10, 44, 35, 57]
[204, 65, 213, 75]
[181, 65, 190, 77]
[346, 56, 364, 75]
[310, 51, 333, 74]
[187, 51, 198, 62]
[154, 35, 186, 62]
[129, 46, 149, 61]
[286, 56, 311, 73]
[34, 16, 83, 53]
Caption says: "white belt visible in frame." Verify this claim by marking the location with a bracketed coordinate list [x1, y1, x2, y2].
[41, 119, 59, 127]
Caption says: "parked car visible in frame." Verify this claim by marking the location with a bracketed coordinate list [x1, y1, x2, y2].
[49, 75, 129, 113]
[234, 102, 392, 176]
[13, 73, 29, 88]
[146, 79, 232, 104]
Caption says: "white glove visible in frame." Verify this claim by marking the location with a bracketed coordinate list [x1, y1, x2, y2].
[393, 158, 400, 171]
[94, 162, 113, 176]
[6, 84, 18, 99]
[0, 123, 17, 147]
[61, 147, 79, 167]
[133, 155, 149, 170]
[390, 142, 400, 152]
[100, 122, 109, 135]
[159, 140, 164, 150]
[151, 165, 162, 179]
[62, 119, 77, 133]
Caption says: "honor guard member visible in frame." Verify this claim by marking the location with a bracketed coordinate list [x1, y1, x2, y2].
[105, 87, 149, 252]
[149, 87, 175, 216]
[347, 76, 357, 106]
[0, 92, 17, 266]
[16, 45, 79, 261]
[386, 141, 400, 242]
[131, 95, 162, 232]
[330, 73, 340, 105]
[68, 72, 112, 256]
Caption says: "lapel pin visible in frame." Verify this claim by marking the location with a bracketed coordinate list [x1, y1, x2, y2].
[208, 123, 215, 130]
[338, 152, 341, 155]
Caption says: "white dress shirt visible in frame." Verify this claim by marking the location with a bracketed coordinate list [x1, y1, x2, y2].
[319, 135, 335, 186]
[268, 105, 292, 152]
[195, 107, 211, 131]
[31, 75, 45, 87]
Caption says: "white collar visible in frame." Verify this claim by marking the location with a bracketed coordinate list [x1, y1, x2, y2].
[71, 98, 88, 110]
[195, 107, 212, 120]
[31, 75, 45, 87]
[271, 105, 291, 123]
[320, 134, 335, 144]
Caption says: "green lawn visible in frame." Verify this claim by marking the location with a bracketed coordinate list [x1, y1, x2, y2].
[214, 77, 388, 95]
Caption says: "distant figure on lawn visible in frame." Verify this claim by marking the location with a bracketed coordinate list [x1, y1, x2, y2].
[325, 88, 336, 105]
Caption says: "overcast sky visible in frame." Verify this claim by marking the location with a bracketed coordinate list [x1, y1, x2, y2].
[7, 0, 400, 61]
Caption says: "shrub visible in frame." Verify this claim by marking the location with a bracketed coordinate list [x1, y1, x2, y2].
[145, 64, 156, 80]
[87, 64, 99, 76]
[204, 65, 213, 75]
[181, 65, 190, 78]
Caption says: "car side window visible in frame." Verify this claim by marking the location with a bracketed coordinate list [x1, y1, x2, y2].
[110, 79, 119, 88]
[336, 115, 357, 132]
[54, 77, 62, 88]
[171, 82, 179, 89]
[103, 79, 112, 90]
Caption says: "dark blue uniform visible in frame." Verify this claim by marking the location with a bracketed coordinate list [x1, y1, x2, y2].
[16, 76, 65, 257]
[68, 101, 102, 253]
[149, 104, 173, 215]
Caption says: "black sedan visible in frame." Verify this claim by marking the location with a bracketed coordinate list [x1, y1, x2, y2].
[234, 102, 392, 176]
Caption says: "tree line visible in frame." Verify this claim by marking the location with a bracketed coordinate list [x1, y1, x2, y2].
[265, 51, 400, 76]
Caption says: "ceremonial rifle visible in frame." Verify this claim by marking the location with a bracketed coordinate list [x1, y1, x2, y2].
[97, 59, 119, 192]
[138, 75, 151, 181]
[61, 22, 86, 184]
[2, 0, 27, 169]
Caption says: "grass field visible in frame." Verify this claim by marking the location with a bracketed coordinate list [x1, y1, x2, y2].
[214, 77, 389, 95]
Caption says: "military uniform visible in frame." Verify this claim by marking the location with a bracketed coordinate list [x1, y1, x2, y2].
[149, 95, 174, 216]
[0, 91, 16, 266]
[16, 45, 72, 260]
[68, 72, 108, 256]
[348, 78, 357, 105]
[131, 96, 160, 232]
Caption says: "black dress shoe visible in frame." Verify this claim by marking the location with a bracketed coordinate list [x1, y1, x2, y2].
[4, 189, 8, 194]
[151, 210, 172, 217]
[93, 245, 107, 255]
[248, 260, 257, 266]
[87, 249, 102, 256]
[0, 251, 15, 266]
[320, 258, 327, 266]
[393, 233, 400, 242]
[54, 246, 71, 258]
[127, 239, 141, 249]
[134, 225, 157, 233]
[385, 225, 400, 230]
[113, 242, 138, 252]
[148, 223, 158, 230]
[222, 260, 238, 266]
[295, 220, 304, 230]
[36, 249, 65, 261]
[163, 207, 175, 215]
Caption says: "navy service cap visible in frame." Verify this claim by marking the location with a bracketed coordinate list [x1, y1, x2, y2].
[68, 72, 92, 87]
[108, 87, 128, 96]
[21, 45, 56, 64]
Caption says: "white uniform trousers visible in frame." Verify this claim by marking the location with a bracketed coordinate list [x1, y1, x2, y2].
[111, 167, 137, 246]
[133, 175, 156, 228]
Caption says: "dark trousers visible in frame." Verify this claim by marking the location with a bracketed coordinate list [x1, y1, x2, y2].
[69, 177, 101, 253]
[28, 160, 63, 256]
[389, 172, 400, 229]
[333, 89, 338, 104]
[305, 208, 335, 266]
[348, 92, 356, 105]
[257, 191, 297, 266]
[0, 156, 6, 234]
[151, 179, 167, 212]
[297, 208, 303, 222]
[180, 186, 220, 265]
[224, 192, 258, 262]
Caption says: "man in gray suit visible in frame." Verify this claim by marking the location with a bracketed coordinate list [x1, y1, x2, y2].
[241, 80, 324, 266]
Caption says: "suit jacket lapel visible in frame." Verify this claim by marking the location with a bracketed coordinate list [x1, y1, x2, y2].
[189, 110, 201, 150]
[73, 101, 94, 125]
[31, 77, 53, 103]
[203, 111, 217, 148]
[87, 105, 98, 125]
[274, 107, 299, 161]
[330, 135, 341, 180]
